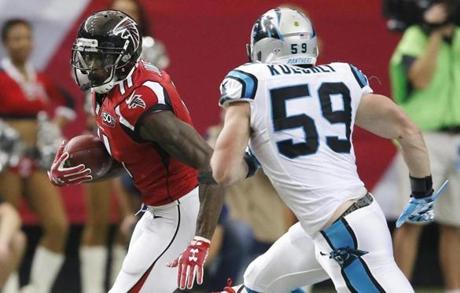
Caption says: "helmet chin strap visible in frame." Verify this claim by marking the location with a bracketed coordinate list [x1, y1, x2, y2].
[92, 60, 138, 94]
[92, 71, 116, 94]
[93, 79, 115, 94]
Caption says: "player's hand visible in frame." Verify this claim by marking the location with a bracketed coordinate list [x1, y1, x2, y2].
[396, 180, 448, 228]
[168, 236, 210, 290]
[47, 141, 92, 186]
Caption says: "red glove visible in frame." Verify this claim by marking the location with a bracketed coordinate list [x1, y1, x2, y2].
[169, 236, 210, 290]
[47, 141, 92, 186]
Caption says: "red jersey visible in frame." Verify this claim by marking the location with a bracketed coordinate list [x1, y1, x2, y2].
[0, 59, 74, 119]
[93, 61, 198, 206]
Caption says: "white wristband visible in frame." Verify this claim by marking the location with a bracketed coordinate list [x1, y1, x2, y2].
[193, 236, 211, 244]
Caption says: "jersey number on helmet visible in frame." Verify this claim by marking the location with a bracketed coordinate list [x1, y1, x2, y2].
[271, 82, 351, 159]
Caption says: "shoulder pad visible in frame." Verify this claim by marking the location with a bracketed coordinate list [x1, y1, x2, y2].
[116, 82, 171, 131]
[348, 63, 370, 89]
[219, 64, 262, 107]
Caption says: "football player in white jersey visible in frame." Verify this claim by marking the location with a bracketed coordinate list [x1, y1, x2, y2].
[208, 7, 442, 293]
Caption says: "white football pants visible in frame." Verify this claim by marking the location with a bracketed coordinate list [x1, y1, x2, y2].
[244, 198, 413, 293]
[109, 188, 199, 293]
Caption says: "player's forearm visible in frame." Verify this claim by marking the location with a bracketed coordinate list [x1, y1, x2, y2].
[211, 105, 250, 185]
[211, 151, 247, 186]
[397, 126, 431, 178]
[195, 183, 225, 240]
[355, 94, 431, 177]
[174, 123, 213, 171]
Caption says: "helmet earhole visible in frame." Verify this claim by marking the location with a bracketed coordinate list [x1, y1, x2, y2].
[257, 51, 262, 61]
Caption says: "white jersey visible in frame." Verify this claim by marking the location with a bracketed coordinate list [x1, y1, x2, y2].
[219, 62, 372, 235]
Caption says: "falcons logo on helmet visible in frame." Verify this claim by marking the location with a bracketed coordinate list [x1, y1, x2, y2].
[126, 92, 146, 109]
[112, 17, 140, 51]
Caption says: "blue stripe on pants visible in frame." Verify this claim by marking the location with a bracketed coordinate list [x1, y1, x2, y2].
[322, 219, 384, 293]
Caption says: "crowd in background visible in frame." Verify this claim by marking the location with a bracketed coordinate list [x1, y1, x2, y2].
[0, 0, 459, 292]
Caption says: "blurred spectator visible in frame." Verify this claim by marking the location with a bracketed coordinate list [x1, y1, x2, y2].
[0, 198, 26, 292]
[390, 1, 460, 292]
[79, 116, 136, 292]
[225, 171, 291, 258]
[111, 0, 170, 69]
[0, 18, 74, 293]
[202, 205, 251, 292]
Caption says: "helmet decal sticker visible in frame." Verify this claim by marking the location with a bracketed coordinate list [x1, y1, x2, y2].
[113, 17, 140, 52]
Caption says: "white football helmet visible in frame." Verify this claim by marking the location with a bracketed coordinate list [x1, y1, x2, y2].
[248, 7, 318, 66]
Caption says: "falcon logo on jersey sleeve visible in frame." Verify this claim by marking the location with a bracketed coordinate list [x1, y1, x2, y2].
[126, 92, 146, 109]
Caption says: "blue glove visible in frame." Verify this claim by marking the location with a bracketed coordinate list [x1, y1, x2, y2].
[396, 180, 448, 228]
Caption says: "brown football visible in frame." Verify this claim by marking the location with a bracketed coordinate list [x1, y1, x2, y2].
[63, 134, 112, 179]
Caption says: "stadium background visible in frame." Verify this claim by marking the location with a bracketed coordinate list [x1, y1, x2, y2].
[0, 0, 442, 291]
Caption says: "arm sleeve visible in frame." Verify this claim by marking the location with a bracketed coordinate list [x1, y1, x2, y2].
[349, 64, 373, 96]
[117, 82, 172, 133]
[219, 69, 258, 107]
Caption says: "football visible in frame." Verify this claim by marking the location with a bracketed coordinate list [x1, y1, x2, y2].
[63, 134, 113, 179]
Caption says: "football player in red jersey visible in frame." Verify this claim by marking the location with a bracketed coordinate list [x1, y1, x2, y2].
[48, 10, 225, 292]
[78, 1, 170, 291]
